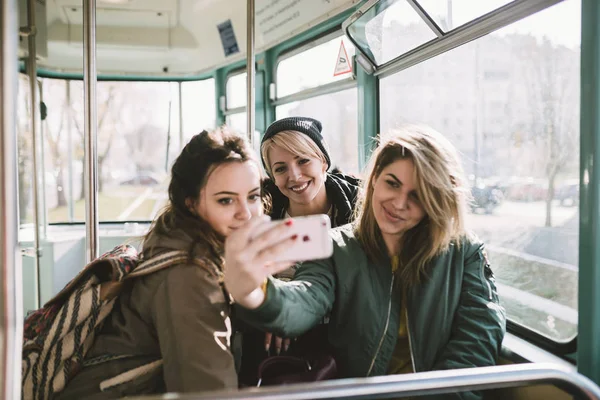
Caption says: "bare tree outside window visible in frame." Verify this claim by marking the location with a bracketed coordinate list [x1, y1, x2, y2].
[514, 36, 580, 227]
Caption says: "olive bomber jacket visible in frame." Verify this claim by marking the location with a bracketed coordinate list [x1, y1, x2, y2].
[236, 224, 507, 400]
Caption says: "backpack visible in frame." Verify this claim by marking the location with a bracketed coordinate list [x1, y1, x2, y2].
[21, 244, 188, 400]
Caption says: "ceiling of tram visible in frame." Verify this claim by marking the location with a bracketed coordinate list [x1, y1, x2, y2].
[22, 0, 359, 76]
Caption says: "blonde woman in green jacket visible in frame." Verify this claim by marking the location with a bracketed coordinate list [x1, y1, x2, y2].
[224, 125, 506, 400]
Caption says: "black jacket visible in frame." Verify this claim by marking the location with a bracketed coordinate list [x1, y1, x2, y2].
[262, 173, 360, 227]
[238, 173, 360, 386]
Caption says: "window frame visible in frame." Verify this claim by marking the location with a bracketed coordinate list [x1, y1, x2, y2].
[224, 68, 248, 116]
[223, 68, 248, 142]
[273, 30, 358, 108]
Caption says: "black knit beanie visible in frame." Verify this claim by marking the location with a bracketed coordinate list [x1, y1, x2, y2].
[261, 116, 331, 171]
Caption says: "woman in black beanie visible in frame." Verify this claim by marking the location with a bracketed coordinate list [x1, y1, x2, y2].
[260, 116, 359, 227]
[238, 116, 360, 386]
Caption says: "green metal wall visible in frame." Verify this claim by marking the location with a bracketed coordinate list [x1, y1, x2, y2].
[578, 0, 600, 385]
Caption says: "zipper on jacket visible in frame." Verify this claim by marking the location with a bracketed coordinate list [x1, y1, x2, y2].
[366, 276, 394, 377]
[406, 306, 417, 373]
[483, 261, 493, 300]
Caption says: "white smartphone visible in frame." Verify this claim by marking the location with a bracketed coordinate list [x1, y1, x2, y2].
[251, 214, 333, 263]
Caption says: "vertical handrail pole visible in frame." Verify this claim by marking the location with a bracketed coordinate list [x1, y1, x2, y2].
[178, 81, 184, 150]
[83, 0, 99, 262]
[37, 78, 47, 239]
[247, 0, 256, 144]
[26, 0, 42, 308]
[0, 0, 24, 397]
[66, 80, 74, 222]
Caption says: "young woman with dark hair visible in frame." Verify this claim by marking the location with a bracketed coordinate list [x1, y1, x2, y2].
[58, 128, 294, 399]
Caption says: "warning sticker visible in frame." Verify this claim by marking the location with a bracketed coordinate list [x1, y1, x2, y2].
[333, 41, 352, 77]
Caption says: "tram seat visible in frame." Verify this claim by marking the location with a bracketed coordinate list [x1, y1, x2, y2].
[484, 355, 573, 399]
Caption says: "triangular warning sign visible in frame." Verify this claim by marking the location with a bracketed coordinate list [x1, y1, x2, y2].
[333, 41, 352, 77]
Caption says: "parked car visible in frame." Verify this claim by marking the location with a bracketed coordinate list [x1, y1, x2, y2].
[555, 182, 579, 207]
[506, 179, 548, 202]
[471, 184, 503, 214]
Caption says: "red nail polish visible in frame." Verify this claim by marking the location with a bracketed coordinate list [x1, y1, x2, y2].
[292, 234, 298, 240]
[303, 235, 310, 242]
[285, 219, 293, 226]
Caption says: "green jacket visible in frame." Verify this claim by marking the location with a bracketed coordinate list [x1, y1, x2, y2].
[236, 225, 506, 400]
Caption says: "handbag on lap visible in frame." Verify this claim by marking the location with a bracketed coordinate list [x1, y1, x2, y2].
[256, 323, 337, 387]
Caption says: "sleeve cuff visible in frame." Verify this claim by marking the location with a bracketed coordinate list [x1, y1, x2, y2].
[260, 277, 269, 297]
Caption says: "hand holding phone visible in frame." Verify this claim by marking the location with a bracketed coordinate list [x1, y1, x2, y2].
[251, 214, 333, 263]
[223, 214, 333, 309]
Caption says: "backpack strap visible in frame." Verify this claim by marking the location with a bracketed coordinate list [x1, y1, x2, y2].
[132, 250, 230, 303]
[99, 359, 163, 392]
[110, 250, 226, 303]
[127, 250, 189, 279]
[99, 250, 190, 301]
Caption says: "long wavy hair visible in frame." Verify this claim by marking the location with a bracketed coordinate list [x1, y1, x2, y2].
[143, 127, 258, 262]
[354, 125, 470, 289]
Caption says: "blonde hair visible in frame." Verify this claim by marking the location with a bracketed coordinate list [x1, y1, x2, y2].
[354, 124, 470, 289]
[261, 130, 327, 177]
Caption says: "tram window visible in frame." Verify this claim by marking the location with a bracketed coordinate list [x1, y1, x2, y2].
[226, 72, 247, 110]
[380, 0, 580, 343]
[348, 0, 524, 69]
[276, 88, 359, 176]
[346, 0, 436, 67]
[16, 74, 35, 226]
[181, 79, 216, 144]
[276, 35, 356, 99]
[226, 112, 247, 133]
[225, 112, 261, 155]
[416, 0, 513, 31]
[36, 79, 216, 223]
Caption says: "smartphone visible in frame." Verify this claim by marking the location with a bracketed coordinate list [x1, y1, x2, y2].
[251, 214, 333, 263]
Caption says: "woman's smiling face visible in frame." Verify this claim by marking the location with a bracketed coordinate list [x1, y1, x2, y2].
[371, 158, 427, 248]
[268, 144, 327, 206]
[194, 161, 262, 237]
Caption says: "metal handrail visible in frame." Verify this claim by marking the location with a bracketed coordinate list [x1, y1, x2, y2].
[246, 0, 255, 144]
[25, 0, 42, 308]
[83, 0, 99, 262]
[272, 78, 357, 107]
[129, 363, 600, 400]
[1, 1, 23, 398]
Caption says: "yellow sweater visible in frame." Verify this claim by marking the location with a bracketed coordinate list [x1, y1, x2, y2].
[387, 256, 414, 375]
[386, 257, 414, 400]
[261, 258, 414, 376]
